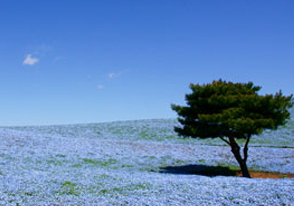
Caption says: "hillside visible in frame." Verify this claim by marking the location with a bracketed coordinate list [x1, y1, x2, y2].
[0, 116, 293, 205]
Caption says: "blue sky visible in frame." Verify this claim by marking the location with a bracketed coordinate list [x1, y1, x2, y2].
[0, 0, 293, 126]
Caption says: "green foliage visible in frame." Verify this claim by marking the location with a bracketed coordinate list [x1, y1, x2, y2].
[82, 158, 118, 167]
[59, 181, 80, 196]
[172, 79, 293, 139]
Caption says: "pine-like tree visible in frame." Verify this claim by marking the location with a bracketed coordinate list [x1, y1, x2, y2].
[172, 80, 293, 177]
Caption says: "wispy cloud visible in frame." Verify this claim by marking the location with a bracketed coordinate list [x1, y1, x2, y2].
[108, 73, 117, 79]
[107, 70, 129, 79]
[96, 70, 129, 90]
[23, 54, 39, 65]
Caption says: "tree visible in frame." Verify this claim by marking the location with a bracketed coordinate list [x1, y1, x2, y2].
[172, 80, 293, 178]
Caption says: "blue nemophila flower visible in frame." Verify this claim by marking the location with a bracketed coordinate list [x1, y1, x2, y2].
[0, 119, 293, 205]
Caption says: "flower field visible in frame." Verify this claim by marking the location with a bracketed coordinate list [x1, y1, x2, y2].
[0, 118, 294, 205]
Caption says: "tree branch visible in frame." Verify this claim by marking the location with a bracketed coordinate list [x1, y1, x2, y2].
[243, 134, 251, 162]
[219, 137, 231, 146]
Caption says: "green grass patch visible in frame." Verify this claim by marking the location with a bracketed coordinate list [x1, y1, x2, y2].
[56, 154, 66, 158]
[58, 181, 80, 196]
[217, 163, 240, 172]
[72, 158, 119, 168]
[82, 158, 118, 167]
[121, 164, 133, 168]
[46, 159, 64, 166]
[98, 183, 151, 196]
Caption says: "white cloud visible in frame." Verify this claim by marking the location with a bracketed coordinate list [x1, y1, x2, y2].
[107, 70, 129, 79]
[23, 54, 39, 65]
[108, 72, 118, 79]
[97, 85, 104, 89]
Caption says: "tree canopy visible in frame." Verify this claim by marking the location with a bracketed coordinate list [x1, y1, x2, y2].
[172, 80, 293, 177]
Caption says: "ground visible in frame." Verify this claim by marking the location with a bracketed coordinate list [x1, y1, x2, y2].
[0, 119, 293, 205]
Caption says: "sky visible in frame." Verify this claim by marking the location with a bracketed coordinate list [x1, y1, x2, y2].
[0, 0, 293, 126]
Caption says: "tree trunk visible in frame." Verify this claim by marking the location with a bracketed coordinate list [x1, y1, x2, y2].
[238, 159, 250, 178]
[233, 152, 251, 178]
[228, 137, 251, 178]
